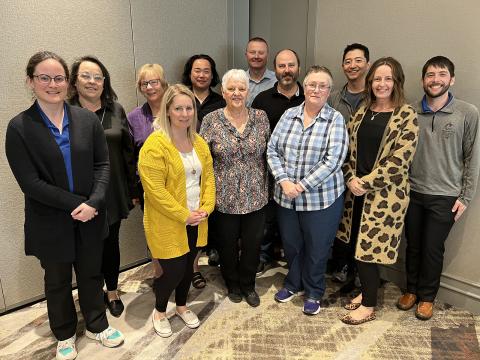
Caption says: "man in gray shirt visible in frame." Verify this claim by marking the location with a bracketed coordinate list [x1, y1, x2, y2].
[328, 43, 370, 122]
[245, 37, 276, 107]
[328, 43, 370, 287]
[397, 56, 480, 320]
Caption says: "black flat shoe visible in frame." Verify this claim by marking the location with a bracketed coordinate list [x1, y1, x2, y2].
[244, 290, 260, 307]
[104, 292, 124, 317]
[227, 288, 242, 303]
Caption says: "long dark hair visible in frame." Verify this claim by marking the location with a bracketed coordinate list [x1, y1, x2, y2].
[181, 54, 220, 88]
[68, 55, 117, 106]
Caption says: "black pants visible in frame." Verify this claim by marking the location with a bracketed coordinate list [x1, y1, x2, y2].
[356, 261, 380, 307]
[154, 226, 199, 312]
[350, 195, 381, 306]
[40, 228, 108, 341]
[259, 200, 281, 263]
[216, 207, 266, 293]
[405, 191, 456, 302]
[331, 236, 356, 273]
[102, 221, 121, 291]
[205, 210, 219, 254]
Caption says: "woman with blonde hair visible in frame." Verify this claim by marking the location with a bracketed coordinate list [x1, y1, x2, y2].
[139, 84, 215, 337]
[128, 63, 168, 208]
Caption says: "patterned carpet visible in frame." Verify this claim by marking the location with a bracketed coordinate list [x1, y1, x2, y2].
[0, 259, 479, 359]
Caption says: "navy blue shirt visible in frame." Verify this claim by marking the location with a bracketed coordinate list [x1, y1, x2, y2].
[37, 102, 73, 191]
[421, 92, 453, 113]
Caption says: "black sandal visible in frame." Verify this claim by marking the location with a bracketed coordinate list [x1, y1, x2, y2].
[192, 271, 206, 289]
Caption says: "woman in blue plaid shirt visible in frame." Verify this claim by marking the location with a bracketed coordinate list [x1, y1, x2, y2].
[267, 65, 349, 315]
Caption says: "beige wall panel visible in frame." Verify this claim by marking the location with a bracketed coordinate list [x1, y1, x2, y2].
[315, 0, 480, 308]
[250, 0, 309, 77]
[0, 0, 145, 310]
[315, 0, 480, 109]
[129, 0, 228, 101]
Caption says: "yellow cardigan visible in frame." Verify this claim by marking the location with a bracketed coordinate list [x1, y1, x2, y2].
[138, 131, 215, 259]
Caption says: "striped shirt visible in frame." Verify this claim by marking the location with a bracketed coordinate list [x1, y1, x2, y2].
[267, 102, 348, 211]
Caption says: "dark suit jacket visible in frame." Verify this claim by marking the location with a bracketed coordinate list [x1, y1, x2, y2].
[5, 102, 109, 262]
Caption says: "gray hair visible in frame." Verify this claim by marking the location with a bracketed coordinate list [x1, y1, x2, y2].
[221, 69, 249, 91]
[303, 65, 334, 88]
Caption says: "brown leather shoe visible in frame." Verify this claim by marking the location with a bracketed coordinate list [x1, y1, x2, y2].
[396, 293, 417, 311]
[415, 301, 433, 320]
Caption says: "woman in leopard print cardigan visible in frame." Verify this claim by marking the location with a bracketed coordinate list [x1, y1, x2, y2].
[337, 57, 418, 325]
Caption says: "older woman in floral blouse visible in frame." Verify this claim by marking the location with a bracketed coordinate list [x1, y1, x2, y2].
[200, 69, 270, 307]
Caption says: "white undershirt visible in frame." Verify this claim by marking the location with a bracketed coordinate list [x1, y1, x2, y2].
[179, 149, 202, 211]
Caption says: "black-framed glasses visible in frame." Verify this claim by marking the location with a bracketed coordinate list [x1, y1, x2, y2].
[78, 72, 105, 83]
[33, 74, 67, 84]
[140, 79, 161, 89]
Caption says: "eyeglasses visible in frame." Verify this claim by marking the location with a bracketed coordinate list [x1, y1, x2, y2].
[33, 74, 67, 84]
[140, 79, 161, 89]
[342, 57, 366, 66]
[78, 72, 105, 83]
[305, 82, 331, 92]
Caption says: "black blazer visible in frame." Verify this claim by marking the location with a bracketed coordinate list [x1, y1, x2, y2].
[5, 102, 109, 262]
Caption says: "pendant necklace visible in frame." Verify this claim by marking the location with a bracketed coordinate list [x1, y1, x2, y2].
[183, 151, 197, 175]
[370, 110, 380, 121]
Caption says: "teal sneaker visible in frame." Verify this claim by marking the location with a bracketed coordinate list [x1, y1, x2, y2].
[85, 326, 124, 347]
[56, 334, 77, 360]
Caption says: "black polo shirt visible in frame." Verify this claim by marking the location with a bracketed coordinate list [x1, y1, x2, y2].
[251, 81, 305, 131]
[196, 89, 226, 123]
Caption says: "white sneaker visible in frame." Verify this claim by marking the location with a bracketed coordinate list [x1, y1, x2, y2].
[176, 309, 200, 329]
[152, 310, 173, 337]
[56, 334, 77, 360]
[85, 326, 124, 347]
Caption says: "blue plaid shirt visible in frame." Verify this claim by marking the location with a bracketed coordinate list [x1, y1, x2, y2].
[267, 102, 348, 211]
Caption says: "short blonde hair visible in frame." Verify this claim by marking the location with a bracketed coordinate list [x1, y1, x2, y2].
[153, 84, 197, 144]
[136, 63, 168, 91]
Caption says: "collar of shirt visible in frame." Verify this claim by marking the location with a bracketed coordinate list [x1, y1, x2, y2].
[421, 92, 454, 114]
[275, 81, 302, 97]
[36, 101, 69, 131]
[248, 68, 275, 84]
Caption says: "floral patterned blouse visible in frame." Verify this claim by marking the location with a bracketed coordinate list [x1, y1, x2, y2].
[200, 107, 270, 214]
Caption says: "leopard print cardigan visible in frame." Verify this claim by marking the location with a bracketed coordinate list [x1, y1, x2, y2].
[337, 104, 418, 264]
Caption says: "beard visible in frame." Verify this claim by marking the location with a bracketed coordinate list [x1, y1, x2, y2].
[424, 82, 450, 98]
[277, 71, 298, 86]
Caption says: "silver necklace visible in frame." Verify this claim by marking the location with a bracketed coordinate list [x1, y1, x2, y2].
[182, 151, 197, 175]
[370, 110, 381, 121]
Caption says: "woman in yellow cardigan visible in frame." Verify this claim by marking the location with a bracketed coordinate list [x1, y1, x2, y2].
[138, 84, 215, 338]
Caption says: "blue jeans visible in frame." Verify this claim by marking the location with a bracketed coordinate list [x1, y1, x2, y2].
[277, 194, 344, 300]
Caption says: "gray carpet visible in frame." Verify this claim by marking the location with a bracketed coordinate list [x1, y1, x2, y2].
[0, 260, 479, 359]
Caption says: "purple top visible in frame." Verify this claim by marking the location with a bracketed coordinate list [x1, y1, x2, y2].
[127, 102, 155, 151]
